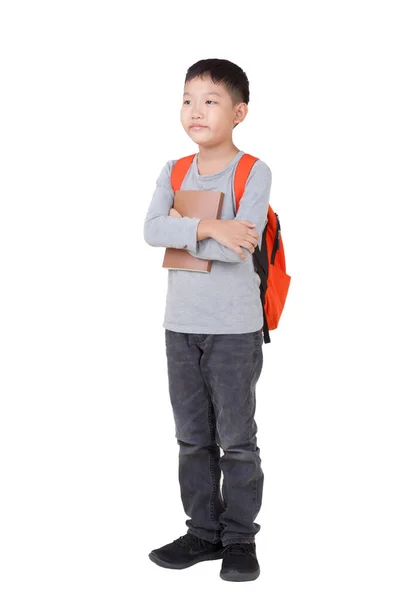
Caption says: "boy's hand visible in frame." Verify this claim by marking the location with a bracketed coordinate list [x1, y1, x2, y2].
[169, 208, 182, 218]
[209, 220, 259, 260]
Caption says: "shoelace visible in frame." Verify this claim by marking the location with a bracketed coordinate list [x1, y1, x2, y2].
[174, 534, 208, 549]
[222, 543, 251, 555]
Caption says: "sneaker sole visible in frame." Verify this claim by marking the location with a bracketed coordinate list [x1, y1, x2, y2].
[148, 550, 223, 570]
[220, 567, 260, 582]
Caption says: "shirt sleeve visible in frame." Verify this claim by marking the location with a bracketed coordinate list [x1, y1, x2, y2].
[186, 160, 272, 263]
[143, 160, 201, 253]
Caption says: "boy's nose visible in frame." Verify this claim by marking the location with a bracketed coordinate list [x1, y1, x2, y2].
[191, 107, 204, 118]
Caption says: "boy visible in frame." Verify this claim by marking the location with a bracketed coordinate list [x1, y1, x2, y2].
[143, 58, 272, 582]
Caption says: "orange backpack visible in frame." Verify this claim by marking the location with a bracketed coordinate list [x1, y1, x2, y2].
[171, 153, 291, 344]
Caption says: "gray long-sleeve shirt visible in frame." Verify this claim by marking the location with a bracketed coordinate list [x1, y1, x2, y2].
[143, 149, 272, 334]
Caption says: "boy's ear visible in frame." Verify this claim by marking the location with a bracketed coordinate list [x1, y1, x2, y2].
[233, 102, 248, 127]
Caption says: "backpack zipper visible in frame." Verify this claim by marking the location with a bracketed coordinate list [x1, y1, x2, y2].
[270, 213, 281, 265]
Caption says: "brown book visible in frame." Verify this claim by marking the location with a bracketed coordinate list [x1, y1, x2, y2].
[162, 189, 225, 273]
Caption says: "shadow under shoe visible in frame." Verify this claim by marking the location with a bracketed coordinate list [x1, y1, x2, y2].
[149, 532, 223, 569]
[220, 542, 260, 582]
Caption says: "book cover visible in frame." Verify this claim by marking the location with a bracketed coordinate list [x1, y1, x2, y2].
[162, 189, 224, 273]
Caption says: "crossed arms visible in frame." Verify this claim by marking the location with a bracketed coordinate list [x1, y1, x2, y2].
[143, 159, 272, 263]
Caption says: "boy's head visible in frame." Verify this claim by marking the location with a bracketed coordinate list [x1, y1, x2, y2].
[181, 58, 249, 148]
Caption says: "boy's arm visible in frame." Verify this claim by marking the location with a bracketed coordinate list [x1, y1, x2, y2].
[143, 160, 201, 253]
[143, 158, 272, 263]
[186, 160, 272, 263]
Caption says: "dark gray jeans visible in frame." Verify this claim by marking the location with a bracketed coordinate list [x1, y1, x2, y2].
[165, 328, 264, 547]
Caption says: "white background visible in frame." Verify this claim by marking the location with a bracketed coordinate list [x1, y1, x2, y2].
[1, 1, 399, 598]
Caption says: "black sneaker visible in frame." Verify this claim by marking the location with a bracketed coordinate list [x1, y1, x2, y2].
[148, 532, 223, 569]
[220, 542, 260, 582]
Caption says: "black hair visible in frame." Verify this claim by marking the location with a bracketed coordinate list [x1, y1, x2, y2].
[184, 58, 250, 106]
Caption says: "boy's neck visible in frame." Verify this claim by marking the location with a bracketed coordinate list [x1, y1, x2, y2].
[196, 143, 241, 175]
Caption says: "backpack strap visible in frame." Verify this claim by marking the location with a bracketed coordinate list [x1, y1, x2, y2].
[234, 153, 259, 212]
[170, 154, 196, 192]
[170, 152, 259, 201]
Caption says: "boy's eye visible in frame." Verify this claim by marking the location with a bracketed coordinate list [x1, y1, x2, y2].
[183, 100, 216, 105]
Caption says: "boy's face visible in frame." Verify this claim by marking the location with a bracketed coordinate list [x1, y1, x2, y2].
[180, 76, 247, 147]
